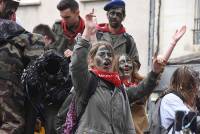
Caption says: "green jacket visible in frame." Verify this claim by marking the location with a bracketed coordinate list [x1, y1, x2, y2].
[70, 36, 160, 134]
[52, 20, 76, 55]
[0, 19, 44, 134]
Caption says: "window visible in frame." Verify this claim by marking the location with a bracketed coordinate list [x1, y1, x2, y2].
[20, 0, 41, 6]
[193, 0, 200, 44]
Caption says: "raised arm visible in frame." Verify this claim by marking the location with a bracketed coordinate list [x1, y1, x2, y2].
[127, 55, 166, 103]
[127, 25, 186, 103]
[70, 10, 96, 95]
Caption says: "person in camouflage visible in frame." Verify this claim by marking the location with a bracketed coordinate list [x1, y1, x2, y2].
[0, 0, 44, 133]
[52, 0, 84, 56]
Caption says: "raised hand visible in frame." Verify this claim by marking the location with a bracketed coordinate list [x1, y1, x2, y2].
[171, 25, 186, 45]
[82, 9, 97, 41]
[163, 25, 187, 61]
[152, 54, 166, 74]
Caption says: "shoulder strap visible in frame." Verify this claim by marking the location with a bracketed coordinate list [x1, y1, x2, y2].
[123, 33, 132, 55]
[96, 31, 104, 40]
[72, 72, 98, 132]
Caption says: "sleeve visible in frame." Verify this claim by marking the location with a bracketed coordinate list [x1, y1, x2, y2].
[126, 71, 160, 103]
[69, 36, 91, 95]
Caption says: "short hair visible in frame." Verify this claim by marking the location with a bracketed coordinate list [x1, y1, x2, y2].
[57, 0, 79, 12]
[33, 24, 55, 43]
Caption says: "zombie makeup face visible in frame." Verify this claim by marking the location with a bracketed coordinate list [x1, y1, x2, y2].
[118, 55, 133, 77]
[107, 8, 124, 29]
[94, 45, 113, 72]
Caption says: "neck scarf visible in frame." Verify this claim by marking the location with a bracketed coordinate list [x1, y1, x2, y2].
[90, 68, 122, 87]
[61, 16, 85, 42]
[96, 23, 126, 34]
[121, 78, 138, 88]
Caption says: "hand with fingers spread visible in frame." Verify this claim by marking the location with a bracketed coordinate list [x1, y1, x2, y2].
[152, 54, 166, 74]
[82, 9, 97, 41]
[163, 25, 186, 61]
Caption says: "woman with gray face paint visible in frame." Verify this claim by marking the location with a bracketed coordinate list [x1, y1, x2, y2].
[68, 11, 165, 134]
[113, 54, 149, 134]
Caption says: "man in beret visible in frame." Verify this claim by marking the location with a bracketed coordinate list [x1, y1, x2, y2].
[96, 0, 140, 69]
[95, 1, 149, 134]
[0, 0, 45, 133]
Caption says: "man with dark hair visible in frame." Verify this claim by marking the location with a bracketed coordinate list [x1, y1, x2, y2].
[0, 0, 45, 133]
[33, 24, 56, 49]
[96, 0, 140, 69]
[52, 0, 84, 56]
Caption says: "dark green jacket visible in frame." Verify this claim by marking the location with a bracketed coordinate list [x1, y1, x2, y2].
[52, 20, 76, 55]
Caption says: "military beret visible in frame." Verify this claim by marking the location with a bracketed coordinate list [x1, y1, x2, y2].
[104, 0, 125, 11]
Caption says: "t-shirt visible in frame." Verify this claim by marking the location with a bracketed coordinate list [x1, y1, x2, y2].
[160, 93, 190, 133]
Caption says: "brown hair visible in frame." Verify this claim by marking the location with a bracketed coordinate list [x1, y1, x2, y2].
[88, 41, 114, 69]
[113, 54, 143, 83]
[170, 66, 199, 106]
[33, 24, 56, 43]
[57, 0, 79, 12]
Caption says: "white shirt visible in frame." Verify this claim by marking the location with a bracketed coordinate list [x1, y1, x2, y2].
[160, 93, 190, 133]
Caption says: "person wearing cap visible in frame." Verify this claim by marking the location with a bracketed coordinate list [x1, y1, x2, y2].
[52, 0, 85, 56]
[96, 0, 140, 69]
[0, 0, 45, 133]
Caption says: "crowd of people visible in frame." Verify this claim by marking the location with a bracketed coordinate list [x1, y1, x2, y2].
[0, 0, 200, 134]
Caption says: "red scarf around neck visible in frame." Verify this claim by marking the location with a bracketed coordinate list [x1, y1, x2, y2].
[90, 68, 122, 87]
[121, 78, 138, 88]
[96, 23, 126, 34]
[61, 17, 85, 42]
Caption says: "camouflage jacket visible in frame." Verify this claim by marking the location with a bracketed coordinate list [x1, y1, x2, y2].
[0, 19, 44, 134]
[52, 20, 77, 55]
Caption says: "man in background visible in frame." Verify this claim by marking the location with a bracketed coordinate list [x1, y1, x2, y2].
[52, 0, 84, 56]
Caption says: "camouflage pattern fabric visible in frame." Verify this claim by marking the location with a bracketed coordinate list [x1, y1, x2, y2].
[0, 80, 24, 134]
[0, 19, 45, 134]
